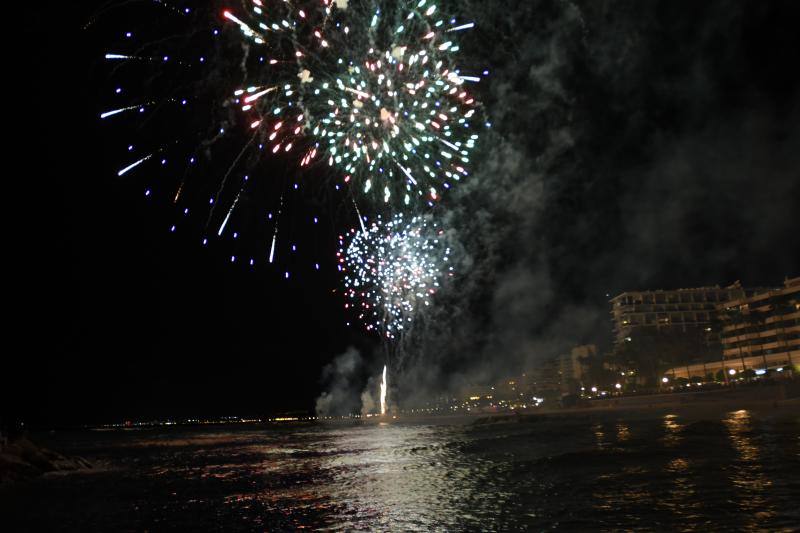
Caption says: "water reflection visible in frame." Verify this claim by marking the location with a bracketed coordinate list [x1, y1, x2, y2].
[240, 425, 495, 530]
[723, 410, 776, 527]
[663, 455, 702, 523]
[331, 425, 503, 530]
[593, 422, 607, 449]
[32, 413, 798, 531]
[616, 422, 631, 443]
[590, 420, 655, 520]
[661, 414, 684, 448]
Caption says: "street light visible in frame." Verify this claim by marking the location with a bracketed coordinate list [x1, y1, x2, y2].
[728, 368, 737, 376]
[662, 377, 669, 384]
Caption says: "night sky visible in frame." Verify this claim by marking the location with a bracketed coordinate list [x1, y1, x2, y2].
[11, 0, 800, 426]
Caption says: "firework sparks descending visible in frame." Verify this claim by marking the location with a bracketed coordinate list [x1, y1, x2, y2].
[338, 213, 452, 339]
[117, 154, 153, 177]
[225, 0, 484, 206]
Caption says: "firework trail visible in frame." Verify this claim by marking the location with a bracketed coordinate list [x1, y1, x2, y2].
[380, 364, 388, 415]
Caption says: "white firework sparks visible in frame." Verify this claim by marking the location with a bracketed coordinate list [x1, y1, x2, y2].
[224, 0, 483, 206]
[338, 213, 452, 338]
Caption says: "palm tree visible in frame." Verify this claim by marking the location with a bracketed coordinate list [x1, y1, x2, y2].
[775, 300, 797, 369]
[750, 308, 769, 371]
[720, 307, 749, 381]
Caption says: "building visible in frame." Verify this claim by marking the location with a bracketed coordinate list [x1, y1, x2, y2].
[515, 345, 597, 395]
[664, 277, 799, 379]
[718, 277, 800, 370]
[522, 357, 562, 394]
[609, 283, 772, 384]
[557, 345, 595, 391]
[610, 283, 762, 347]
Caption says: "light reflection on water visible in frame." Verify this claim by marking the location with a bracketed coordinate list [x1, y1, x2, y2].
[237, 425, 497, 530]
[616, 422, 631, 442]
[661, 413, 684, 447]
[8, 412, 800, 531]
[328, 426, 481, 529]
[723, 410, 776, 527]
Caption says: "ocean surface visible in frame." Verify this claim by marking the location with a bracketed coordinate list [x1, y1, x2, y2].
[4, 409, 800, 531]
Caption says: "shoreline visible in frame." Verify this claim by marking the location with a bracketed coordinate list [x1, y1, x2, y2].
[13, 382, 800, 434]
[364, 382, 800, 425]
[471, 396, 800, 426]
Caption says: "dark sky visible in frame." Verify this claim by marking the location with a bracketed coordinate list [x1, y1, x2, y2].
[11, 0, 800, 425]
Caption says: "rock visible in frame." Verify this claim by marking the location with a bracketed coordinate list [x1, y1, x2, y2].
[0, 437, 92, 486]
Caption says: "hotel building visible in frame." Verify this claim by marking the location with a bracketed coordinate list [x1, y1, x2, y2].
[718, 277, 800, 370]
[610, 284, 761, 347]
[664, 277, 799, 379]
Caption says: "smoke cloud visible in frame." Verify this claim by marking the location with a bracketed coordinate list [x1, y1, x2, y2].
[315, 346, 387, 417]
[392, 0, 800, 404]
[315, 346, 364, 417]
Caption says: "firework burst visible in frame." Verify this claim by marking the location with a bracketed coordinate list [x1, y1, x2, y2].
[224, 0, 483, 206]
[97, 0, 484, 271]
[338, 213, 452, 338]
